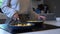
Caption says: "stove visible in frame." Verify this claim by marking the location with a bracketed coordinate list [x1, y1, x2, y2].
[0, 19, 60, 34]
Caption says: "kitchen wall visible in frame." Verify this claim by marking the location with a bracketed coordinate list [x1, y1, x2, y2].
[44, 0, 60, 17]
[31, 0, 44, 9]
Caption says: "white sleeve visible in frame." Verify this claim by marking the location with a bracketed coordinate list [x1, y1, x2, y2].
[1, 0, 19, 18]
[11, 0, 20, 12]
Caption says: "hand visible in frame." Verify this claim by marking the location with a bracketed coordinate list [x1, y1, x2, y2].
[13, 13, 19, 20]
[38, 16, 46, 21]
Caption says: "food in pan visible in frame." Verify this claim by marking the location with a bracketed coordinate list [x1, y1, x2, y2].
[27, 23, 32, 26]
[14, 24, 22, 26]
[14, 23, 32, 27]
[27, 21, 42, 22]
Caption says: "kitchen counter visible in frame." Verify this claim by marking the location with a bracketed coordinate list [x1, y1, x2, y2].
[19, 29, 60, 34]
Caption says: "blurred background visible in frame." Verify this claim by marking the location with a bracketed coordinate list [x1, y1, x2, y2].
[0, 0, 60, 34]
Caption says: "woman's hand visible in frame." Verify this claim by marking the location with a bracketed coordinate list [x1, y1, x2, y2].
[13, 13, 19, 20]
[38, 16, 46, 21]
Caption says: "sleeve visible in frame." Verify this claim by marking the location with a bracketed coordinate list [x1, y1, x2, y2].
[1, 0, 19, 18]
[11, 0, 20, 12]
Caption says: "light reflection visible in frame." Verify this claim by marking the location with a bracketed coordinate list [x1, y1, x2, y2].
[0, 24, 8, 29]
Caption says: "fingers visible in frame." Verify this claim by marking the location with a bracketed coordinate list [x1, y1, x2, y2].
[17, 18, 20, 20]
[13, 13, 19, 19]
[39, 16, 46, 21]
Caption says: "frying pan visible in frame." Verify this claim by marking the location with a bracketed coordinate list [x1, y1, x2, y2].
[9, 14, 35, 29]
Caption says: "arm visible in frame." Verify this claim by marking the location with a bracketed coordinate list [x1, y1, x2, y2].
[31, 8, 46, 20]
[1, 0, 19, 18]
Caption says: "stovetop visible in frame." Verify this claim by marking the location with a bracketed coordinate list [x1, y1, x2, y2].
[11, 24, 60, 33]
[0, 19, 60, 34]
[0, 24, 60, 34]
